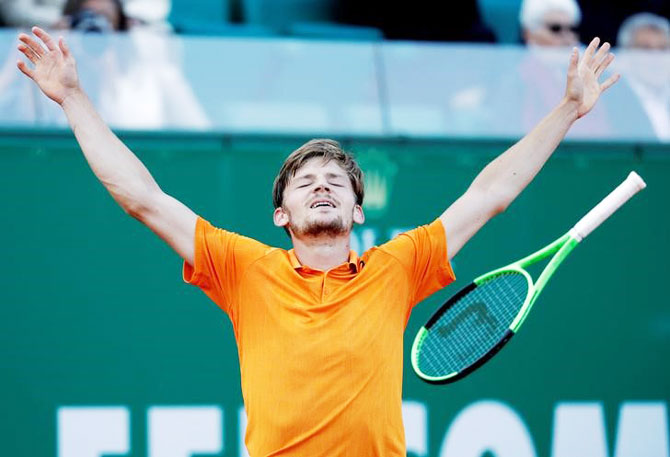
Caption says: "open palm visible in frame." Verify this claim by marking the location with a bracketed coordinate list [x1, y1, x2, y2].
[17, 27, 79, 105]
[565, 37, 620, 119]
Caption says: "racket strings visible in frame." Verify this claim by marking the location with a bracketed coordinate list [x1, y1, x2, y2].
[418, 272, 529, 377]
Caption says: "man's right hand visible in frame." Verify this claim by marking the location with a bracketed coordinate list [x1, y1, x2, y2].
[17, 26, 198, 267]
[17, 26, 80, 105]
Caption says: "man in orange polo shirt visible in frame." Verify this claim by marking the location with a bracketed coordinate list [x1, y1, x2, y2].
[183, 141, 455, 455]
[18, 26, 618, 456]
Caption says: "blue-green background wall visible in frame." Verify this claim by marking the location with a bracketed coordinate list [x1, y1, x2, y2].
[1, 130, 668, 456]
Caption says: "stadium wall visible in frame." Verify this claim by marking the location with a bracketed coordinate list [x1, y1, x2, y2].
[1, 129, 667, 456]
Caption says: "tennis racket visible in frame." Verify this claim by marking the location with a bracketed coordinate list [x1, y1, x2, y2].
[411, 171, 646, 384]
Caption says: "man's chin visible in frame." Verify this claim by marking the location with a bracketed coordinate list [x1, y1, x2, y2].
[292, 219, 351, 238]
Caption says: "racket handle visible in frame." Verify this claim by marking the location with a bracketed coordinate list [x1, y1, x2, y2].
[569, 171, 646, 242]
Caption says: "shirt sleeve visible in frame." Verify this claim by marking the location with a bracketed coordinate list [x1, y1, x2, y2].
[182, 217, 271, 319]
[377, 218, 456, 306]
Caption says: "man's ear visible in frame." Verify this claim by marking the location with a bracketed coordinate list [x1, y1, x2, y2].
[353, 204, 365, 225]
[273, 207, 289, 227]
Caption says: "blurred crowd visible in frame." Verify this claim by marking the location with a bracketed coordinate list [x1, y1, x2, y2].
[0, 0, 667, 48]
[1, 0, 668, 138]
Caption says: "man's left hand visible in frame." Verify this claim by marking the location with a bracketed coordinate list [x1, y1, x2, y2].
[565, 37, 620, 118]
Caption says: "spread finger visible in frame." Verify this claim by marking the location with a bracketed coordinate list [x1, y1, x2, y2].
[18, 44, 40, 63]
[18, 34, 46, 57]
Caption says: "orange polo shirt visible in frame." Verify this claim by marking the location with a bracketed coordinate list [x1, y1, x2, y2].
[183, 217, 455, 457]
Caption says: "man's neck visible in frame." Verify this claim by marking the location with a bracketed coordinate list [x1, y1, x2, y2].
[291, 234, 351, 271]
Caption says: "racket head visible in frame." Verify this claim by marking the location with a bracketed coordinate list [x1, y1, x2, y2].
[411, 268, 532, 384]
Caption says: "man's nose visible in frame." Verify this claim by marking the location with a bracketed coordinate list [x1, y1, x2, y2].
[313, 179, 331, 192]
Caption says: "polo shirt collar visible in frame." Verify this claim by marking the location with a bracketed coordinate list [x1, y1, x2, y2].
[288, 249, 362, 273]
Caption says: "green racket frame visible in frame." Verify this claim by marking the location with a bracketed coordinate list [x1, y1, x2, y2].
[410, 234, 579, 384]
[411, 171, 646, 385]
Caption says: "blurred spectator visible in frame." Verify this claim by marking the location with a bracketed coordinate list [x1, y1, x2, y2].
[0, 0, 66, 28]
[18, 29, 212, 128]
[488, 0, 650, 139]
[0, 0, 210, 128]
[57, 0, 129, 31]
[520, 0, 581, 46]
[124, 0, 169, 29]
[616, 13, 670, 140]
[0, 0, 168, 30]
[490, 47, 621, 138]
[618, 12, 670, 50]
[336, 0, 496, 42]
[578, 0, 670, 47]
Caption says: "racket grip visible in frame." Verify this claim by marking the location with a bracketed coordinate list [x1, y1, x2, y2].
[569, 171, 646, 242]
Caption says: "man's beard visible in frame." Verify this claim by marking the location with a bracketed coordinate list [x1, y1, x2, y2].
[290, 215, 351, 238]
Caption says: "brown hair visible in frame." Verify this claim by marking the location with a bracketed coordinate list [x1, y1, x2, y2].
[272, 139, 364, 209]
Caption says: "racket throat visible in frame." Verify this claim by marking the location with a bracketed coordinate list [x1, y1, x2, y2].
[511, 236, 580, 331]
[517, 233, 571, 268]
[533, 236, 579, 295]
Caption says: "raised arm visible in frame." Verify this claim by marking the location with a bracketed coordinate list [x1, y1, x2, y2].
[440, 38, 619, 260]
[17, 27, 197, 265]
